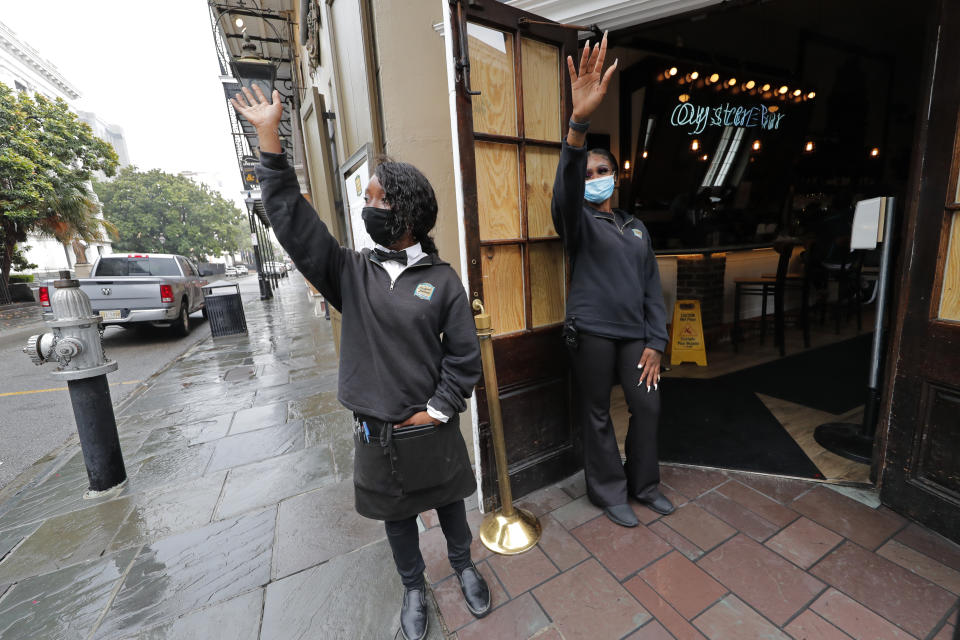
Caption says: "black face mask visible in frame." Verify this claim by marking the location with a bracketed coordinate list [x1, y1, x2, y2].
[362, 206, 402, 247]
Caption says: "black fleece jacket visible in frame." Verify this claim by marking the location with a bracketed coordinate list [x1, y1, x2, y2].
[256, 152, 481, 423]
[551, 142, 669, 351]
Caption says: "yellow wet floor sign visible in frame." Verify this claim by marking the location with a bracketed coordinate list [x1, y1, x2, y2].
[670, 299, 707, 366]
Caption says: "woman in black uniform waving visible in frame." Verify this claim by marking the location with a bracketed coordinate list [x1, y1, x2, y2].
[232, 85, 490, 640]
[553, 32, 674, 528]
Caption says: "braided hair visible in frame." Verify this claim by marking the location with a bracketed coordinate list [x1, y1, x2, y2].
[373, 160, 439, 255]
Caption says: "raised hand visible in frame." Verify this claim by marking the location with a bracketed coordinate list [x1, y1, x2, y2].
[230, 85, 283, 131]
[567, 31, 618, 123]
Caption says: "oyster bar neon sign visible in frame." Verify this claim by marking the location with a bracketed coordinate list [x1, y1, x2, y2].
[671, 101, 785, 135]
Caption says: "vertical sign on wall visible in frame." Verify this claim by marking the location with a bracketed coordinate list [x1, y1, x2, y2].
[343, 159, 373, 251]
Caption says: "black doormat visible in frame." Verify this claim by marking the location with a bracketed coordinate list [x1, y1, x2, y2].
[720, 334, 873, 415]
[658, 378, 825, 479]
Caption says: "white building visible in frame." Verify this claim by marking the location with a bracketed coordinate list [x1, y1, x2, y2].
[0, 20, 129, 276]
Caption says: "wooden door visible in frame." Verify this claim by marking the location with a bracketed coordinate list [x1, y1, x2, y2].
[880, 0, 960, 542]
[449, 0, 579, 508]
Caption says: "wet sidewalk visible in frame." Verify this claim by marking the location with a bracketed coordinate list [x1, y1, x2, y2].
[0, 273, 957, 639]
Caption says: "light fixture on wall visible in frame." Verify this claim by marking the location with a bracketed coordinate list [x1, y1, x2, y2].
[233, 33, 278, 98]
[234, 17, 244, 28]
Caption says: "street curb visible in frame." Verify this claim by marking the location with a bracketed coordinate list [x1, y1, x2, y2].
[113, 333, 212, 417]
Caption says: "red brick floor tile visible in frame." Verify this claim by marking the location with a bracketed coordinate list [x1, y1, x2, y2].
[894, 523, 960, 572]
[536, 514, 589, 571]
[661, 466, 729, 499]
[784, 609, 854, 640]
[626, 620, 676, 640]
[693, 595, 791, 640]
[556, 471, 586, 500]
[456, 592, 550, 640]
[515, 485, 574, 518]
[550, 495, 603, 530]
[432, 560, 508, 632]
[487, 545, 558, 598]
[810, 541, 954, 638]
[791, 487, 903, 550]
[640, 552, 727, 619]
[765, 517, 843, 569]
[660, 484, 690, 508]
[529, 626, 562, 639]
[931, 623, 955, 640]
[534, 559, 650, 640]
[698, 534, 826, 625]
[809, 588, 916, 640]
[735, 473, 815, 504]
[465, 508, 494, 564]
[715, 480, 799, 527]
[649, 520, 705, 561]
[623, 576, 708, 640]
[571, 517, 671, 580]
[696, 491, 782, 542]
[661, 503, 737, 552]
[877, 539, 960, 595]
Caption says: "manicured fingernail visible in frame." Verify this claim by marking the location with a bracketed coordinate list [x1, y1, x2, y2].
[647, 386, 651, 393]
[638, 380, 642, 387]
[637, 363, 643, 369]
[654, 384, 658, 391]
[615, 58, 619, 66]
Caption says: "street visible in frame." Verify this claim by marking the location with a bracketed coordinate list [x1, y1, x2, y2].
[0, 277, 255, 493]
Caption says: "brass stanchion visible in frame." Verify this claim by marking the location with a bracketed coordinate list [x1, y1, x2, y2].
[472, 299, 541, 555]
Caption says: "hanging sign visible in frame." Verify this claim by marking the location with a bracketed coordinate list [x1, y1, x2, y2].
[670, 299, 708, 366]
[671, 101, 785, 135]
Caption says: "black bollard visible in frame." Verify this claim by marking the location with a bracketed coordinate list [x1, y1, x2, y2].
[67, 376, 126, 492]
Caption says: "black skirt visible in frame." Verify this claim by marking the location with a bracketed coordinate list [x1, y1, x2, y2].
[352, 414, 476, 521]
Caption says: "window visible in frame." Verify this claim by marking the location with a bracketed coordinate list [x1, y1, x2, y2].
[94, 257, 180, 277]
[14, 81, 27, 93]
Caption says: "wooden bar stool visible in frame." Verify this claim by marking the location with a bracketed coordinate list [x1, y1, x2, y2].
[732, 241, 810, 356]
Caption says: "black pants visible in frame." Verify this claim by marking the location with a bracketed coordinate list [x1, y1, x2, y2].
[569, 333, 661, 507]
[384, 499, 473, 590]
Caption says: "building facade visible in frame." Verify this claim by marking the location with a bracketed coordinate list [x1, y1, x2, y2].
[211, 0, 960, 543]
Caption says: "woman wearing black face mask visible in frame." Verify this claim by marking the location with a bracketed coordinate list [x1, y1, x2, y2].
[232, 86, 490, 640]
[553, 33, 673, 529]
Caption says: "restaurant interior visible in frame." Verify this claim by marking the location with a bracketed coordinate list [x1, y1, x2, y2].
[596, 0, 933, 483]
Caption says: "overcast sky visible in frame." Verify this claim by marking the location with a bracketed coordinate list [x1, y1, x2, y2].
[2, 1, 247, 210]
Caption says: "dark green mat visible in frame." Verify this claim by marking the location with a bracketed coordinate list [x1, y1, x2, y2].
[720, 334, 873, 415]
[658, 378, 825, 479]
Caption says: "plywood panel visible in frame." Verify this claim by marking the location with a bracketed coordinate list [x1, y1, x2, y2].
[526, 146, 560, 238]
[521, 38, 561, 141]
[481, 244, 525, 335]
[530, 241, 565, 327]
[939, 212, 960, 321]
[476, 141, 522, 240]
[468, 24, 517, 137]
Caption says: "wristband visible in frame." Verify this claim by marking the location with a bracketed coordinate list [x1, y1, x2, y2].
[568, 118, 590, 133]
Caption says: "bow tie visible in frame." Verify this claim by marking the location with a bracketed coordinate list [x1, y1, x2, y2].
[374, 248, 408, 265]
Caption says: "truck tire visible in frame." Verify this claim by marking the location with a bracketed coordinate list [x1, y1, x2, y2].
[171, 301, 190, 337]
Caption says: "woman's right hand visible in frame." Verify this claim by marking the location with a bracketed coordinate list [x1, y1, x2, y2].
[566, 31, 617, 123]
[230, 85, 284, 154]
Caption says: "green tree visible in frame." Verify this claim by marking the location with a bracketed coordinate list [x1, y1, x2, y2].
[94, 168, 247, 262]
[0, 83, 118, 283]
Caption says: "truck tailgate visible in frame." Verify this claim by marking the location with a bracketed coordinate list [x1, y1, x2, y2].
[81, 279, 164, 313]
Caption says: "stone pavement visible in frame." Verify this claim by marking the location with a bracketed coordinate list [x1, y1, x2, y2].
[0, 301, 42, 331]
[0, 272, 957, 639]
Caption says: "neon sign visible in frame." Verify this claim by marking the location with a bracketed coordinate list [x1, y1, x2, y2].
[671, 101, 785, 135]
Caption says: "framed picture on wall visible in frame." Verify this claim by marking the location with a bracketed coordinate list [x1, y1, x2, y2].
[340, 143, 374, 252]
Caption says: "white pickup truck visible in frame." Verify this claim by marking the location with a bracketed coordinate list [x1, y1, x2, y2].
[39, 253, 208, 336]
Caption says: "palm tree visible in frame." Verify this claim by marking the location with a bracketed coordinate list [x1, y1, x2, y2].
[38, 177, 117, 264]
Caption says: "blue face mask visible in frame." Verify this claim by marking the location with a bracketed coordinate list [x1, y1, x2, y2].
[584, 175, 615, 203]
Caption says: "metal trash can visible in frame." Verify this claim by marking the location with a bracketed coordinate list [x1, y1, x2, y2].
[202, 283, 247, 337]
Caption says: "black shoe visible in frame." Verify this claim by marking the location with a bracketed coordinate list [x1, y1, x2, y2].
[456, 563, 492, 618]
[604, 503, 639, 527]
[400, 586, 428, 640]
[634, 487, 675, 515]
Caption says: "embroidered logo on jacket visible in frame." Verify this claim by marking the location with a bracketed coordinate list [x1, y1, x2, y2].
[414, 282, 436, 301]
[632, 228, 643, 239]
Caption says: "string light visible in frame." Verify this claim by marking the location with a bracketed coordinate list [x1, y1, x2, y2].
[768, 105, 779, 112]
[807, 91, 816, 99]
[691, 139, 700, 152]
[690, 71, 699, 80]
[668, 67, 678, 77]
[779, 86, 789, 94]
[870, 147, 880, 157]
[642, 150, 649, 159]
[805, 141, 815, 152]
[709, 73, 720, 83]
[752, 140, 761, 151]
[745, 80, 756, 90]
[727, 77, 737, 86]
[701, 154, 709, 161]
[761, 83, 771, 92]
[678, 93, 690, 103]
[793, 89, 802, 97]
[624, 160, 631, 170]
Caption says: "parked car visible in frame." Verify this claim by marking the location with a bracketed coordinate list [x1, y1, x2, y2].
[39, 253, 207, 336]
[224, 266, 238, 277]
[236, 264, 249, 275]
